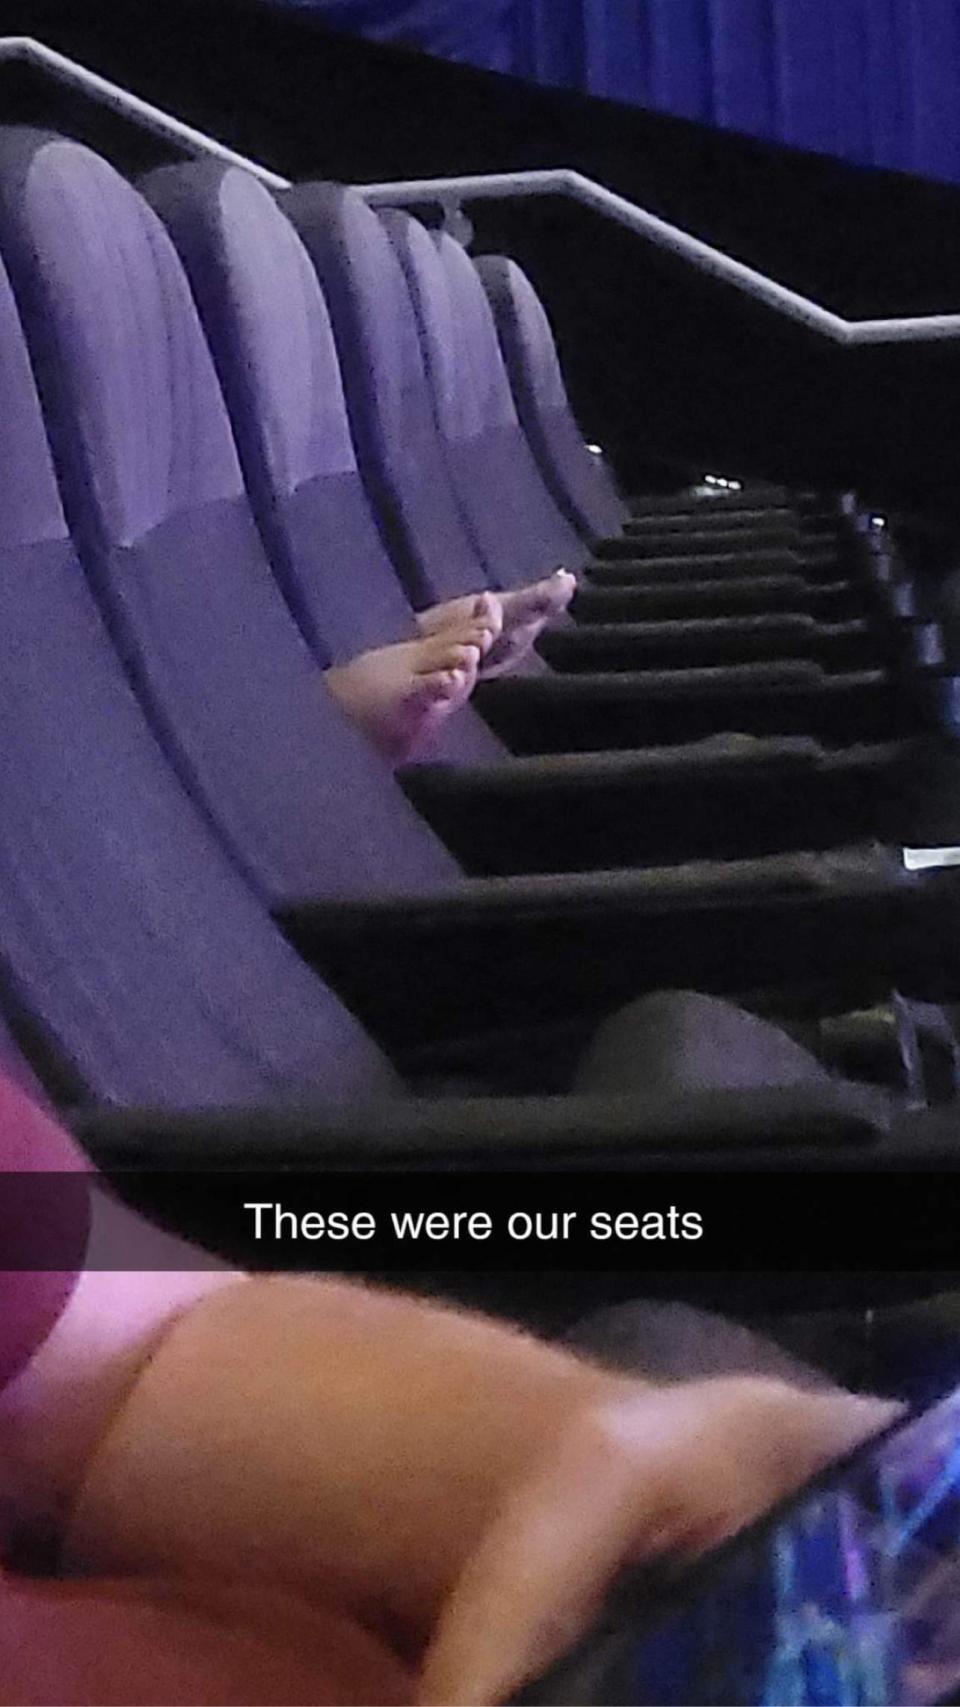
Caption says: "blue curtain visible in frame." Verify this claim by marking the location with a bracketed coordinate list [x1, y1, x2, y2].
[277, 0, 960, 186]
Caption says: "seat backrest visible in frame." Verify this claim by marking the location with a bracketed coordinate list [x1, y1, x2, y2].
[141, 159, 415, 666]
[0, 131, 461, 910]
[141, 161, 505, 767]
[476, 253, 627, 542]
[282, 180, 495, 604]
[383, 211, 589, 587]
[0, 237, 399, 1110]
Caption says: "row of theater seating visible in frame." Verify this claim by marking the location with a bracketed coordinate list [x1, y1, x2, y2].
[0, 126, 956, 1189]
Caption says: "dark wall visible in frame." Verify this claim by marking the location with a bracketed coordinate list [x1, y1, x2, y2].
[3, 0, 960, 510]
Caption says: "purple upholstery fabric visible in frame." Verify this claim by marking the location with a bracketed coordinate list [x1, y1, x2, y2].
[476, 253, 627, 541]
[0, 131, 462, 908]
[0, 231, 399, 1110]
[140, 161, 505, 766]
[281, 181, 497, 605]
[0, 135, 840, 1139]
[384, 213, 589, 585]
[141, 161, 411, 665]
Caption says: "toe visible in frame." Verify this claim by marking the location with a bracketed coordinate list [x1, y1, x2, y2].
[475, 591, 504, 633]
[433, 668, 464, 700]
[450, 643, 481, 672]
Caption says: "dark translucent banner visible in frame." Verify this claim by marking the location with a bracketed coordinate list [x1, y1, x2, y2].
[3, 1170, 960, 1273]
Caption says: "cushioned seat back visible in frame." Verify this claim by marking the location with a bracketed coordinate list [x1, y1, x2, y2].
[476, 254, 626, 541]
[0, 242, 399, 1109]
[141, 160, 417, 666]
[141, 161, 505, 767]
[282, 181, 494, 604]
[0, 131, 461, 909]
[383, 213, 588, 586]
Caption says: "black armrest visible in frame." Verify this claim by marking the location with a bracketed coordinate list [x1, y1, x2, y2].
[402, 739, 906, 872]
[624, 502, 797, 529]
[538, 614, 872, 674]
[591, 542, 803, 570]
[278, 856, 958, 1050]
[614, 518, 796, 546]
[572, 577, 853, 622]
[71, 1082, 889, 1174]
[473, 665, 893, 752]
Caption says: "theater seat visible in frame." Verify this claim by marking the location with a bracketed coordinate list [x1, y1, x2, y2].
[0, 145, 860, 880]
[141, 158, 860, 693]
[0, 144, 827, 884]
[0, 231, 903, 1167]
[281, 181, 810, 629]
[474, 248, 628, 543]
[397, 210, 843, 594]
[135, 157, 918, 853]
[281, 183, 915, 745]
[0, 135, 951, 1012]
[475, 252, 839, 576]
[424, 225, 855, 610]
[141, 160, 840, 695]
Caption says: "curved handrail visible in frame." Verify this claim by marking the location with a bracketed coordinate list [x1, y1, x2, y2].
[358, 169, 960, 347]
[0, 36, 291, 188]
[3, 35, 960, 348]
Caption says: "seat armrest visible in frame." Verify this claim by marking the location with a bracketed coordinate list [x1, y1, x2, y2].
[277, 856, 955, 1050]
[401, 742, 902, 872]
[471, 666, 885, 754]
[71, 1082, 888, 1173]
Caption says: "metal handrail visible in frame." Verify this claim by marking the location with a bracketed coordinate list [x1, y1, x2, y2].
[4, 35, 960, 348]
[0, 36, 290, 188]
[358, 170, 960, 347]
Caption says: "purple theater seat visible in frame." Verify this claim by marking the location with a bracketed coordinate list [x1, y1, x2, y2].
[138, 159, 505, 767]
[423, 229, 820, 576]
[280, 188, 823, 624]
[394, 220, 845, 587]
[475, 253, 628, 543]
[0, 233, 744, 1130]
[281, 180, 510, 606]
[141, 159, 416, 667]
[0, 145, 902, 1160]
[0, 132, 852, 895]
[137, 164, 868, 781]
[0, 127, 939, 1171]
[0, 239, 399, 1109]
[0, 130, 464, 908]
[473, 258, 824, 541]
[383, 210, 591, 585]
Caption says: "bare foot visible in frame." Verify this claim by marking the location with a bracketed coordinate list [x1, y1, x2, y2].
[481, 569, 577, 679]
[416, 592, 503, 652]
[327, 633, 482, 764]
